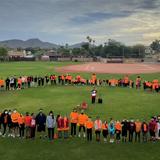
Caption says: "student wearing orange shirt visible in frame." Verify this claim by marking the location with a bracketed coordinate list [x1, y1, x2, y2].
[115, 121, 122, 143]
[85, 117, 94, 141]
[24, 112, 32, 139]
[78, 110, 88, 138]
[0, 78, 5, 91]
[11, 109, 20, 138]
[18, 114, 25, 138]
[70, 109, 79, 137]
[135, 119, 142, 142]
[142, 120, 148, 142]
[94, 116, 102, 142]
[17, 77, 22, 90]
[102, 121, 108, 142]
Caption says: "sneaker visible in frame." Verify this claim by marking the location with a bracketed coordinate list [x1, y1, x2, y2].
[0, 132, 2, 136]
[78, 133, 81, 138]
[104, 138, 107, 142]
[83, 133, 86, 138]
[2, 134, 6, 138]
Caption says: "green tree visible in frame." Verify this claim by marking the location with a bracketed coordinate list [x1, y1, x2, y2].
[0, 47, 8, 56]
[150, 39, 160, 53]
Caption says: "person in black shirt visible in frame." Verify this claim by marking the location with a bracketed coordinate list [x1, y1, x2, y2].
[5, 78, 10, 91]
[1, 110, 9, 137]
[41, 77, 44, 86]
[13, 77, 17, 90]
[36, 109, 46, 139]
[129, 120, 136, 142]
[38, 77, 41, 86]
[121, 119, 128, 142]
[45, 76, 49, 85]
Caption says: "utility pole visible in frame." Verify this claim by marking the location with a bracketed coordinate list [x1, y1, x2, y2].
[122, 47, 124, 58]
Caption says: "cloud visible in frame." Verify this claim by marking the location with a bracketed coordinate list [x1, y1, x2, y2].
[70, 11, 135, 25]
[0, 0, 159, 45]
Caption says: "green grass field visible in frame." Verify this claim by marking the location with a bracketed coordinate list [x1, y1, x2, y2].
[0, 62, 160, 160]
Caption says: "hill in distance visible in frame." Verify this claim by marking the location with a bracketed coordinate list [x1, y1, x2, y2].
[0, 38, 87, 49]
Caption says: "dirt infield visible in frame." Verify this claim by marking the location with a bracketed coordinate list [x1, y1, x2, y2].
[56, 62, 160, 74]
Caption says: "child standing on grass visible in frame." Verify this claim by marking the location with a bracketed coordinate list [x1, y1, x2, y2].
[24, 112, 31, 139]
[1, 110, 9, 137]
[18, 114, 25, 138]
[78, 110, 88, 138]
[109, 122, 115, 143]
[46, 111, 56, 141]
[11, 109, 20, 138]
[91, 87, 97, 104]
[57, 115, 63, 138]
[149, 118, 157, 141]
[142, 120, 148, 142]
[157, 119, 160, 140]
[70, 109, 79, 137]
[63, 115, 69, 139]
[94, 116, 102, 142]
[121, 119, 128, 142]
[115, 120, 122, 143]
[36, 109, 46, 139]
[102, 121, 108, 143]
[30, 113, 36, 140]
[129, 120, 135, 142]
[85, 117, 94, 141]
[7, 110, 12, 137]
[135, 119, 142, 142]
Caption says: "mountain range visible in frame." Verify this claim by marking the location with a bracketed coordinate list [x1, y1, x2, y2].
[0, 38, 86, 49]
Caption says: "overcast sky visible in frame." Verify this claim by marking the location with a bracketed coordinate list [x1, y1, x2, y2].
[0, 0, 160, 45]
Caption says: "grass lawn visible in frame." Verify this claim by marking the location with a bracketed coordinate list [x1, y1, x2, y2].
[0, 61, 160, 160]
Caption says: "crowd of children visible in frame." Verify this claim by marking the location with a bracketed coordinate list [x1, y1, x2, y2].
[0, 74, 159, 92]
[0, 108, 160, 143]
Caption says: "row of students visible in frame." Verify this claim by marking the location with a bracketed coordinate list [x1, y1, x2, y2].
[0, 74, 159, 92]
[70, 110, 160, 143]
[0, 108, 160, 142]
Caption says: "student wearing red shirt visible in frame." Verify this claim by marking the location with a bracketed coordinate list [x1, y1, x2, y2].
[149, 118, 157, 141]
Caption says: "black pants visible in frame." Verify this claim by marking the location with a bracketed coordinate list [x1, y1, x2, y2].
[87, 129, 92, 141]
[95, 130, 101, 141]
[129, 131, 134, 142]
[92, 96, 96, 104]
[71, 123, 77, 136]
[116, 131, 121, 140]
[2, 123, 7, 135]
[48, 128, 54, 140]
[142, 132, 147, 142]
[135, 132, 141, 142]
[79, 125, 85, 132]
[30, 127, 36, 139]
[6, 85, 9, 90]
[102, 130, 108, 138]
[19, 124, 25, 137]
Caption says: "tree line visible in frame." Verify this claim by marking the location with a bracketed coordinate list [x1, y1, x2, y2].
[0, 38, 160, 59]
